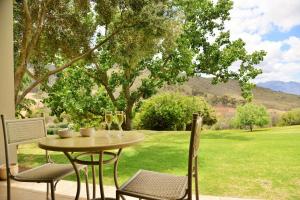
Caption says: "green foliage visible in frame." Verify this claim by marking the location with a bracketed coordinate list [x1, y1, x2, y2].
[84, 0, 189, 129]
[278, 108, 300, 126]
[47, 123, 69, 135]
[43, 67, 113, 130]
[16, 0, 266, 130]
[233, 103, 270, 131]
[14, 0, 97, 107]
[136, 93, 216, 130]
[78, 0, 266, 130]
[15, 98, 35, 118]
[177, 0, 266, 101]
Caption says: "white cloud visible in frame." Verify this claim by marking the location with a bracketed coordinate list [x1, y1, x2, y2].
[226, 0, 300, 82]
[230, 0, 300, 32]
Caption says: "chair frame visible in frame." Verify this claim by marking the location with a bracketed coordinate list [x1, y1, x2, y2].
[116, 113, 202, 200]
[1, 115, 89, 200]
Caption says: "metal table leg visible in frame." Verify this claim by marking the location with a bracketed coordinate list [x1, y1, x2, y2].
[64, 152, 81, 200]
[98, 151, 105, 200]
[72, 149, 124, 200]
[97, 149, 123, 200]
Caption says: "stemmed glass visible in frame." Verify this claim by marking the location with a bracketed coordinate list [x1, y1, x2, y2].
[116, 111, 125, 135]
[105, 111, 113, 132]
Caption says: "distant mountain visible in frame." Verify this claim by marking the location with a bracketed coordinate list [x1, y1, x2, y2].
[162, 77, 300, 111]
[257, 81, 300, 95]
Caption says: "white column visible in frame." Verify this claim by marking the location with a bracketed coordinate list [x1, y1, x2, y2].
[0, 0, 17, 165]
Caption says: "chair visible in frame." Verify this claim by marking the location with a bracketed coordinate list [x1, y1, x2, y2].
[116, 113, 202, 200]
[1, 115, 90, 200]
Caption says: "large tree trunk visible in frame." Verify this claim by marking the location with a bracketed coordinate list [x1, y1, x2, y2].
[124, 102, 134, 130]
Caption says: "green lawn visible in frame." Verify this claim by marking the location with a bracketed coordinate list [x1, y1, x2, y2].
[18, 126, 300, 200]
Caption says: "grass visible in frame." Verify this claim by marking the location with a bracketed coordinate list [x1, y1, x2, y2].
[18, 126, 300, 200]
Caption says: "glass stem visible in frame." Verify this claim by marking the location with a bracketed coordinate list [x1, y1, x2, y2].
[119, 124, 123, 131]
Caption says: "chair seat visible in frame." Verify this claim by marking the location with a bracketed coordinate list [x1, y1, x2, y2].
[14, 163, 85, 182]
[119, 170, 188, 200]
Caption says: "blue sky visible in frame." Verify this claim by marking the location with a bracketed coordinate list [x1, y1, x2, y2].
[262, 25, 300, 42]
[226, 0, 300, 83]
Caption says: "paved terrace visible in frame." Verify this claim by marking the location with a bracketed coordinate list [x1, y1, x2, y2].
[0, 180, 259, 200]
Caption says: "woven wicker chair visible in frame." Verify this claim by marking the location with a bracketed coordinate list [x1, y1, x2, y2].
[1, 115, 90, 200]
[116, 113, 202, 200]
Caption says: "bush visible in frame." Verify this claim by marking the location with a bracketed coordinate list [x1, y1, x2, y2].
[211, 117, 235, 130]
[233, 103, 270, 131]
[136, 93, 217, 130]
[278, 108, 300, 126]
[47, 128, 59, 135]
[46, 122, 69, 135]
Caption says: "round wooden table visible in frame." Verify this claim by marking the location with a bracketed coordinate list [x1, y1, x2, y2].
[38, 131, 144, 200]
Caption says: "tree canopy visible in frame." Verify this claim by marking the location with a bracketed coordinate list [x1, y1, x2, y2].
[15, 0, 266, 129]
[233, 103, 270, 131]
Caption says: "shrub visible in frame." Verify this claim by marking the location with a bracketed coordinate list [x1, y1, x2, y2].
[46, 122, 69, 135]
[47, 128, 59, 135]
[136, 93, 217, 130]
[233, 103, 270, 131]
[278, 108, 300, 126]
[211, 117, 235, 130]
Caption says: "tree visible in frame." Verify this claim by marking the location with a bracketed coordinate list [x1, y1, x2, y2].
[13, 0, 145, 111]
[82, 0, 189, 129]
[234, 103, 270, 131]
[80, 0, 266, 130]
[21, 0, 266, 129]
[44, 67, 113, 129]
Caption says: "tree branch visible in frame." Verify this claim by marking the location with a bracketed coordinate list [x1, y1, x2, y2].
[84, 63, 117, 104]
[14, 0, 33, 99]
[26, 68, 36, 80]
[27, 0, 51, 56]
[16, 28, 122, 105]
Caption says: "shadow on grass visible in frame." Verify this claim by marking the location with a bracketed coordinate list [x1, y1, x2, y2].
[202, 133, 253, 141]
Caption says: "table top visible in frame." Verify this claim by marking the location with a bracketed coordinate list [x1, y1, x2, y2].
[38, 131, 144, 152]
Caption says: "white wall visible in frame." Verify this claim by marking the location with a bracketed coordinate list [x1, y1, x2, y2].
[0, 0, 17, 165]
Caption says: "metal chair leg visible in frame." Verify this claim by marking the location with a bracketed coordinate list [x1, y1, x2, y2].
[84, 167, 90, 200]
[50, 181, 55, 200]
[7, 176, 11, 200]
[46, 183, 50, 200]
[116, 191, 121, 200]
[91, 155, 96, 199]
[194, 157, 199, 200]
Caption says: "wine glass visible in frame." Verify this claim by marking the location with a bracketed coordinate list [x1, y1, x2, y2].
[105, 111, 113, 132]
[116, 111, 124, 131]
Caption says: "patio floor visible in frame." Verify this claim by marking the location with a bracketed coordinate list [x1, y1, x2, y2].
[0, 180, 259, 200]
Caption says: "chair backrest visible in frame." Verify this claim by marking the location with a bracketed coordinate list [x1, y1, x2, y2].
[1, 115, 47, 174]
[1, 115, 47, 168]
[187, 113, 202, 198]
[1, 116, 47, 145]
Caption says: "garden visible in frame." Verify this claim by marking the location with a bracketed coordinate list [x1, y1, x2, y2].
[6, 0, 300, 200]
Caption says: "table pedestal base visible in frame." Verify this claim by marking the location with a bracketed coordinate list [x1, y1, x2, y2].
[72, 149, 124, 200]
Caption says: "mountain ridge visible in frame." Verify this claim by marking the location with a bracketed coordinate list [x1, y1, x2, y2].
[162, 77, 300, 111]
[257, 81, 300, 95]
